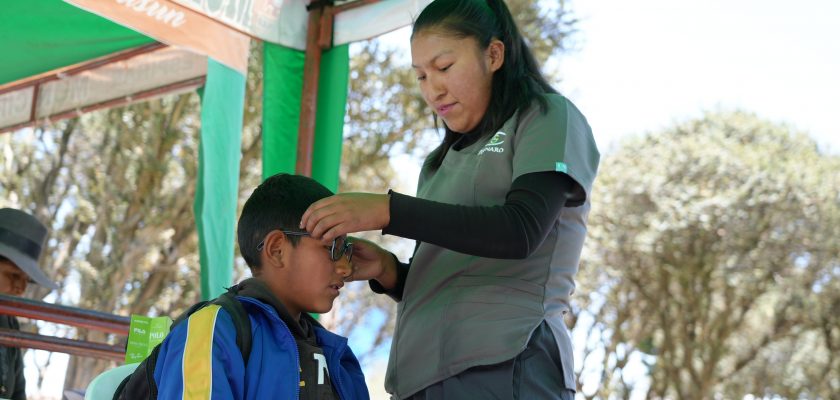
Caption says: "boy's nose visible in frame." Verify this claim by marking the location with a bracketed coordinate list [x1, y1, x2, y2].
[334, 257, 353, 278]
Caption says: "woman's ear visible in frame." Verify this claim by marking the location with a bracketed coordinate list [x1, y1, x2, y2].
[487, 39, 505, 73]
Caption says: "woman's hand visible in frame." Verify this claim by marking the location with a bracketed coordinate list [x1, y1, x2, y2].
[300, 193, 390, 241]
[344, 237, 397, 289]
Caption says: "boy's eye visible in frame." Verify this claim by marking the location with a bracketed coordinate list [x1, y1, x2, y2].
[440, 64, 453, 72]
[417, 75, 426, 81]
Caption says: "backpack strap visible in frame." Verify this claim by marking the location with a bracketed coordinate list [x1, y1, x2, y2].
[172, 300, 211, 326]
[211, 289, 253, 364]
[112, 374, 131, 400]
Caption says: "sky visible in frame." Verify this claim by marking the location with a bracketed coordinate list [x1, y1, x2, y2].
[556, 0, 840, 155]
[23, 1, 840, 399]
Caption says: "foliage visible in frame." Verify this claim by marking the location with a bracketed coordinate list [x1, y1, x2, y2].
[1, 95, 207, 389]
[574, 111, 840, 399]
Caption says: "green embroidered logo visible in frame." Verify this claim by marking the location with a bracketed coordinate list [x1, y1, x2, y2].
[479, 132, 506, 155]
[487, 132, 506, 146]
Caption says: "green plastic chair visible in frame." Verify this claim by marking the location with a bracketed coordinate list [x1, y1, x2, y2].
[84, 363, 140, 400]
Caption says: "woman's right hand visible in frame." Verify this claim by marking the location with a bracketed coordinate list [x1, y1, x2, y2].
[346, 237, 398, 289]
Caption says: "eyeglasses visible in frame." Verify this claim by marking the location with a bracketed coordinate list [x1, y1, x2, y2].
[257, 230, 353, 262]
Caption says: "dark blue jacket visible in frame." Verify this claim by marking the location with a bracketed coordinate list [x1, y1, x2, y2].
[153, 295, 369, 399]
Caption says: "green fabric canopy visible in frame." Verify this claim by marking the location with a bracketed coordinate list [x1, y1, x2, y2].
[0, 1, 152, 85]
[263, 43, 350, 192]
[196, 60, 246, 299]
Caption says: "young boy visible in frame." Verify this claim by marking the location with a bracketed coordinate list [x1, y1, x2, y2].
[154, 174, 369, 399]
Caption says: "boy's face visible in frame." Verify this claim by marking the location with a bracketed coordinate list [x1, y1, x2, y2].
[0, 259, 29, 296]
[271, 234, 352, 318]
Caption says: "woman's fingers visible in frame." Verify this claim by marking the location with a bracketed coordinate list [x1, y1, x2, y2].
[309, 208, 355, 240]
[301, 193, 390, 239]
[300, 196, 336, 231]
[319, 221, 351, 243]
[344, 238, 387, 281]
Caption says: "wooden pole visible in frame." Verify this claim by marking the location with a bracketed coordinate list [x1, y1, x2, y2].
[294, 0, 383, 176]
[295, 4, 327, 176]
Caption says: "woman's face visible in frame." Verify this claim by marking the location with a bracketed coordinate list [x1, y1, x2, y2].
[411, 30, 503, 133]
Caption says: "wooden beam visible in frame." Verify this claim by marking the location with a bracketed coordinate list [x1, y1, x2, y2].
[0, 43, 167, 95]
[2, 76, 205, 133]
[333, 0, 381, 14]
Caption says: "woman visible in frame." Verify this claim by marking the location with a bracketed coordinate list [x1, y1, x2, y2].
[301, 0, 599, 398]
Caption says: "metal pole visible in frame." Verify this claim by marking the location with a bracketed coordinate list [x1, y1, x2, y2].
[0, 293, 130, 360]
[0, 328, 125, 362]
[0, 293, 130, 335]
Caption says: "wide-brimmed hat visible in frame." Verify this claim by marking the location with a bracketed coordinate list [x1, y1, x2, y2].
[0, 208, 58, 290]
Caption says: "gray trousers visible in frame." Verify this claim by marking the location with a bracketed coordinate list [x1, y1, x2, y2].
[405, 321, 574, 400]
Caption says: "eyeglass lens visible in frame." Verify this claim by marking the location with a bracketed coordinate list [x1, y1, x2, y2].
[331, 237, 353, 262]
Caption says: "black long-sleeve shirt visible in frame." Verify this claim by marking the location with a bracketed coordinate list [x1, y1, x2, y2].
[372, 171, 581, 300]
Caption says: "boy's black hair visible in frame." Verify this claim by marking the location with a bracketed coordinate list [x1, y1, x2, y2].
[237, 173, 333, 271]
[412, 0, 557, 170]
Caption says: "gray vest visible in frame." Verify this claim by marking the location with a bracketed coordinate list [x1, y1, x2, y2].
[384, 94, 600, 398]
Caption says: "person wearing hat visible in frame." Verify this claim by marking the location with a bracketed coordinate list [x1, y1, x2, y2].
[0, 207, 58, 400]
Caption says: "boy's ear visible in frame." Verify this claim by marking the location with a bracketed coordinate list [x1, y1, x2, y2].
[261, 230, 286, 268]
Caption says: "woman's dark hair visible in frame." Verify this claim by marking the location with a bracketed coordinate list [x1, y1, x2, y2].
[412, 0, 557, 169]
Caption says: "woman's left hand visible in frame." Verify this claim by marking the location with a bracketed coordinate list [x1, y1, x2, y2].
[300, 193, 390, 241]
[342, 237, 397, 286]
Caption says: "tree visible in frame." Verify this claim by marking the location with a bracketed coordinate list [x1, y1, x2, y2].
[2, 95, 203, 390]
[573, 111, 840, 399]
